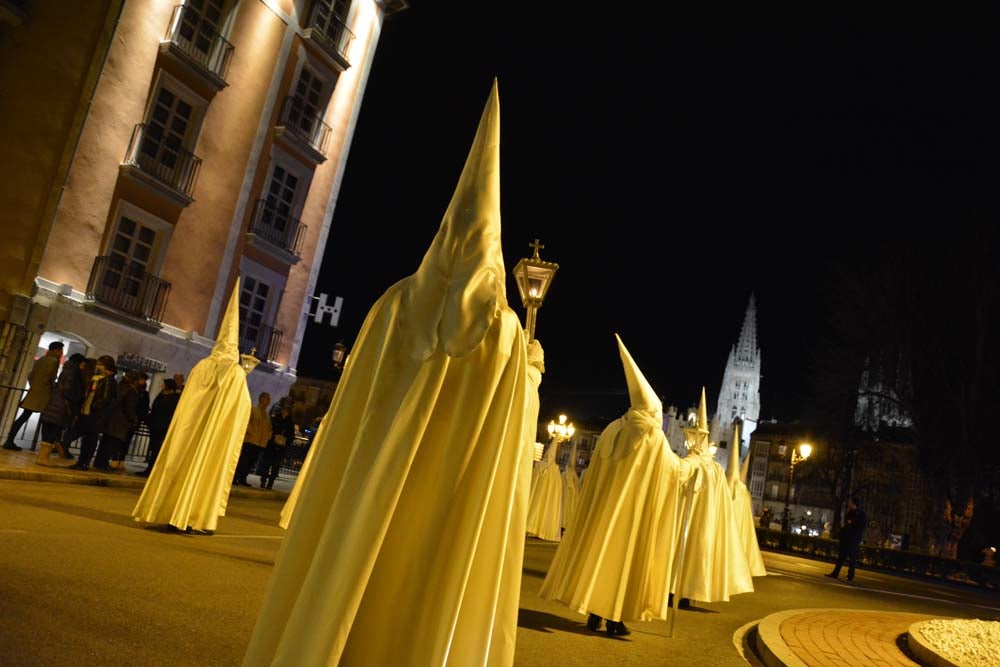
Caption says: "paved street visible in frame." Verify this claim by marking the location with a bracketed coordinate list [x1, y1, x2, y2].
[1, 480, 998, 666]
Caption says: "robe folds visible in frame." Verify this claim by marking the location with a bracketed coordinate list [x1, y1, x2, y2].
[132, 286, 251, 533]
[540, 408, 683, 623]
[244, 283, 529, 666]
[526, 439, 563, 541]
[673, 453, 755, 602]
[562, 462, 581, 534]
[733, 480, 767, 577]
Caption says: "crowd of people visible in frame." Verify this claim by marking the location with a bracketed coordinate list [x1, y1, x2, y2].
[2, 342, 308, 486]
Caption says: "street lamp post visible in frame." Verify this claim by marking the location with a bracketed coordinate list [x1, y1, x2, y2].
[781, 441, 812, 533]
[546, 414, 575, 463]
[512, 239, 559, 342]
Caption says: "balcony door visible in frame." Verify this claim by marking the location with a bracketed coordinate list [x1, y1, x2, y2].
[140, 86, 196, 183]
[239, 275, 272, 354]
[103, 216, 158, 297]
[312, 0, 351, 38]
[176, 0, 227, 63]
[289, 66, 327, 142]
[262, 164, 300, 245]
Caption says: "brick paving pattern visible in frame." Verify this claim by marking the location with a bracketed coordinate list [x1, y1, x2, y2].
[780, 611, 937, 667]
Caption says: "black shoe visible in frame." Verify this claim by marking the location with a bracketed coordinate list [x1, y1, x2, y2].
[2, 442, 22, 451]
[606, 621, 630, 637]
[825, 572, 839, 579]
[587, 614, 602, 632]
[95, 465, 113, 473]
[678, 598, 691, 609]
[69, 463, 89, 471]
[846, 576, 855, 582]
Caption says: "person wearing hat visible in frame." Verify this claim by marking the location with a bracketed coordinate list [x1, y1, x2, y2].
[3, 340, 63, 450]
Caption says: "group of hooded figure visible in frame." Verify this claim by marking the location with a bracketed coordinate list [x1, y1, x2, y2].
[127, 81, 766, 665]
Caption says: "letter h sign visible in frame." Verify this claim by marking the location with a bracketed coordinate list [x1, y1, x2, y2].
[313, 293, 343, 327]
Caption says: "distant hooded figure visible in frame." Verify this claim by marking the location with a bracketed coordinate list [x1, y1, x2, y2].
[562, 438, 581, 533]
[244, 81, 531, 666]
[526, 425, 564, 542]
[673, 389, 754, 602]
[727, 420, 767, 577]
[131, 282, 252, 533]
[540, 335, 685, 637]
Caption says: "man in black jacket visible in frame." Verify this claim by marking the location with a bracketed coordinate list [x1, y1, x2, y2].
[826, 496, 868, 581]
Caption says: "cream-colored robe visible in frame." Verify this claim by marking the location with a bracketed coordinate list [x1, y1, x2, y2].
[540, 409, 683, 622]
[673, 452, 754, 602]
[733, 480, 767, 576]
[562, 454, 581, 534]
[245, 81, 530, 667]
[132, 285, 251, 533]
[526, 438, 563, 542]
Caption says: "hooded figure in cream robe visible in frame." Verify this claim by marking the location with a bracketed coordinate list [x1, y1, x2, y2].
[728, 421, 767, 577]
[673, 389, 754, 602]
[244, 81, 531, 667]
[132, 283, 252, 533]
[540, 335, 683, 636]
[562, 439, 581, 534]
[526, 432, 564, 542]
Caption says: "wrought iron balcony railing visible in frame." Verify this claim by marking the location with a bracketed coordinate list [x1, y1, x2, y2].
[86, 256, 171, 324]
[248, 199, 307, 256]
[306, 3, 355, 67]
[164, 4, 234, 82]
[240, 324, 283, 363]
[277, 96, 332, 156]
[124, 123, 202, 199]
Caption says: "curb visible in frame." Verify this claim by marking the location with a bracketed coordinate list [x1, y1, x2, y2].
[755, 609, 811, 667]
[907, 621, 962, 667]
[0, 468, 291, 499]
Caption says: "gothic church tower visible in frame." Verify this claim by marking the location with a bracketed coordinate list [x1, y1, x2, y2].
[711, 295, 762, 470]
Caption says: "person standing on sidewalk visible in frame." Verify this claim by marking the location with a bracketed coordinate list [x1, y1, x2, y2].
[138, 378, 182, 477]
[827, 496, 868, 581]
[35, 352, 86, 464]
[3, 341, 63, 450]
[258, 401, 294, 490]
[234, 392, 271, 486]
[69, 356, 117, 471]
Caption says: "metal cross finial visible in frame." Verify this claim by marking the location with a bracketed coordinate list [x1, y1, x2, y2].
[250, 347, 257, 357]
[529, 238, 544, 259]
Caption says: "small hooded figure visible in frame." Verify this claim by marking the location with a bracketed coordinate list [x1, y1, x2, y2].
[673, 388, 755, 602]
[244, 81, 531, 667]
[132, 282, 252, 533]
[728, 420, 767, 576]
[526, 422, 564, 542]
[540, 335, 685, 636]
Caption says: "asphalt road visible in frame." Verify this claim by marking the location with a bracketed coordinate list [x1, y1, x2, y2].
[1, 481, 997, 666]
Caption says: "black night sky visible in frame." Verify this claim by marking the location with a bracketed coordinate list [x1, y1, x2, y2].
[298, 4, 996, 425]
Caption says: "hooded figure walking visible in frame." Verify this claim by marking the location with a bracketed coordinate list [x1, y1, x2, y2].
[540, 335, 685, 637]
[132, 283, 252, 534]
[244, 81, 532, 666]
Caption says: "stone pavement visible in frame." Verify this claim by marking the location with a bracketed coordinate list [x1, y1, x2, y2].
[1, 446, 985, 667]
[752, 608, 943, 667]
[0, 446, 295, 496]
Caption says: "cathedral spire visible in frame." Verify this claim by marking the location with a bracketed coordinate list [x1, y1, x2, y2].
[735, 293, 758, 363]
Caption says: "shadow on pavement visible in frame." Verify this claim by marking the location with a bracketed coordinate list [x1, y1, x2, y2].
[2, 494, 137, 529]
[517, 608, 599, 637]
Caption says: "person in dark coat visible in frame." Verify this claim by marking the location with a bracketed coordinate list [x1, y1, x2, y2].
[4, 341, 63, 450]
[826, 496, 868, 581]
[69, 356, 118, 472]
[36, 353, 86, 463]
[258, 402, 295, 490]
[103, 370, 140, 472]
[138, 378, 182, 477]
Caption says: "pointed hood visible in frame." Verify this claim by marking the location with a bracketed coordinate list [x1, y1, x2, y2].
[212, 279, 241, 363]
[400, 79, 505, 361]
[683, 387, 711, 452]
[739, 427, 752, 484]
[615, 334, 662, 419]
[727, 420, 741, 491]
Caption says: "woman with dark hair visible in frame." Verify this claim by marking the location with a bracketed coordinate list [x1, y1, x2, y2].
[138, 378, 182, 477]
[104, 370, 139, 472]
[258, 401, 295, 490]
[69, 355, 117, 472]
[35, 352, 87, 465]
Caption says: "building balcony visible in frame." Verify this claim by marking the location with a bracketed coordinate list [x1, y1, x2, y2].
[274, 96, 331, 165]
[302, 5, 355, 72]
[240, 323, 283, 365]
[159, 4, 234, 92]
[85, 256, 171, 331]
[120, 123, 202, 207]
[245, 199, 306, 265]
